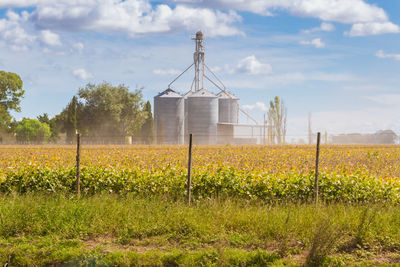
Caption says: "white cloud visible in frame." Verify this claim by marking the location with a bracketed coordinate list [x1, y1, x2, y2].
[164, 0, 400, 37]
[0, 1, 243, 52]
[0, 10, 61, 51]
[40, 30, 61, 46]
[153, 68, 181, 75]
[234, 55, 272, 75]
[209, 66, 221, 72]
[303, 22, 335, 34]
[375, 50, 400, 61]
[287, 0, 387, 24]
[224, 71, 357, 90]
[243, 102, 267, 111]
[0, 0, 56, 8]
[73, 68, 93, 80]
[0, 0, 396, 38]
[0, 15, 36, 50]
[365, 94, 400, 106]
[166, 7, 243, 37]
[6, 10, 21, 21]
[73, 42, 84, 53]
[164, 0, 388, 24]
[26, 1, 242, 37]
[320, 22, 335, 32]
[347, 22, 400, 36]
[300, 38, 325, 48]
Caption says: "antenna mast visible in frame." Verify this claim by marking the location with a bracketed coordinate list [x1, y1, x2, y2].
[192, 31, 205, 91]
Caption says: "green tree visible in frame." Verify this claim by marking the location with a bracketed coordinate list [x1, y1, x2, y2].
[77, 82, 145, 141]
[37, 113, 60, 143]
[37, 113, 50, 124]
[56, 82, 146, 144]
[140, 101, 154, 144]
[55, 97, 79, 144]
[0, 71, 25, 129]
[15, 118, 51, 144]
[267, 96, 287, 145]
[64, 96, 78, 143]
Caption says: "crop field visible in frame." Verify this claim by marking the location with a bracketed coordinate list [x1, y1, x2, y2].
[1, 145, 400, 266]
[1, 145, 400, 202]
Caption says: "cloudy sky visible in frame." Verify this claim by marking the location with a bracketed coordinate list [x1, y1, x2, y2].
[1, 0, 400, 140]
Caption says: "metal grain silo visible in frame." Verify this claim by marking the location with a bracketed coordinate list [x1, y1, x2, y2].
[183, 90, 194, 144]
[217, 90, 239, 124]
[186, 88, 218, 144]
[154, 88, 184, 144]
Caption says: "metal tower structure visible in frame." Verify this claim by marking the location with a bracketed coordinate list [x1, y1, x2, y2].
[157, 31, 260, 145]
[192, 31, 205, 91]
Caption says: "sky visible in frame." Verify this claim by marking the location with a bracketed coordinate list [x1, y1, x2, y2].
[0, 0, 400, 142]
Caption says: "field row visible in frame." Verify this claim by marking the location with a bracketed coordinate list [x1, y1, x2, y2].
[1, 145, 400, 202]
[1, 145, 400, 178]
[0, 166, 398, 203]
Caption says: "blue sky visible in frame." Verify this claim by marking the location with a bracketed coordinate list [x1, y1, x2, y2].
[0, 0, 399, 141]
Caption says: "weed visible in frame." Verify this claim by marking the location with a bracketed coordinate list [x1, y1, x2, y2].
[305, 216, 344, 266]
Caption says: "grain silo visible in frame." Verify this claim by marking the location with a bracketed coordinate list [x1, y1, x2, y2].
[217, 90, 239, 124]
[186, 88, 218, 144]
[154, 31, 263, 145]
[183, 90, 193, 144]
[154, 88, 184, 144]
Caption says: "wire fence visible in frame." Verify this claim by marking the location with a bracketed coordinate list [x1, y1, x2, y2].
[0, 132, 399, 145]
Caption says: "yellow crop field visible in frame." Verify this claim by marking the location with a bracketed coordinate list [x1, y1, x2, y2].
[1, 145, 400, 202]
[1, 144, 400, 177]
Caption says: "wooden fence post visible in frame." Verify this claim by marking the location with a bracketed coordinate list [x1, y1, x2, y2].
[76, 133, 81, 196]
[187, 134, 193, 204]
[314, 132, 321, 204]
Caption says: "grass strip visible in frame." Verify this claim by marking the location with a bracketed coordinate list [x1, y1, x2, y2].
[1, 194, 400, 265]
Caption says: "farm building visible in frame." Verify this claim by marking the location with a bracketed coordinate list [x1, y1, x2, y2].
[331, 130, 398, 144]
[154, 31, 264, 145]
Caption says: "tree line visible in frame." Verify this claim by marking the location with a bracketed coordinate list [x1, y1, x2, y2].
[0, 71, 154, 144]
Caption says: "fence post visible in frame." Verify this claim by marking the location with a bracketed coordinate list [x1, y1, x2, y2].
[187, 134, 193, 204]
[314, 132, 321, 204]
[76, 133, 81, 196]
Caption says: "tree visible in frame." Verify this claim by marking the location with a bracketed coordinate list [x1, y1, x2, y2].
[37, 113, 50, 124]
[0, 106, 12, 130]
[56, 82, 147, 144]
[0, 71, 25, 129]
[267, 96, 287, 145]
[267, 111, 275, 145]
[140, 101, 154, 144]
[38, 113, 60, 143]
[54, 96, 79, 144]
[15, 118, 51, 144]
[64, 96, 78, 143]
[55, 82, 146, 144]
[77, 83, 145, 140]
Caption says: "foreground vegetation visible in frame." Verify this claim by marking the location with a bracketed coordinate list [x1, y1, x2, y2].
[1, 194, 400, 266]
[1, 145, 400, 265]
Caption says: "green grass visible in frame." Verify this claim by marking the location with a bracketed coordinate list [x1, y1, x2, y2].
[1, 194, 400, 266]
